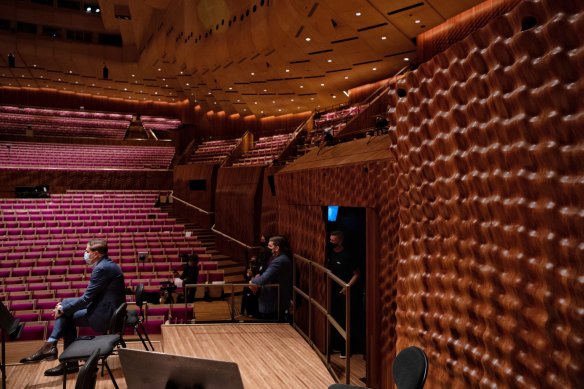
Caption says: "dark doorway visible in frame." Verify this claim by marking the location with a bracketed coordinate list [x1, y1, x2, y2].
[323, 206, 367, 357]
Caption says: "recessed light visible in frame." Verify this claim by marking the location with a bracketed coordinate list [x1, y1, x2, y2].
[124, 88, 127, 91]
[299, 85, 304, 88]
[332, 95, 336, 99]
[291, 99, 294, 102]
[69, 70, 72, 73]
[345, 76, 349, 79]
[272, 101, 275, 104]
[381, 36, 387, 40]
[285, 69, 290, 72]
[305, 37, 311, 41]
[131, 74, 135, 77]
[278, 109, 282, 112]
[229, 87, 232, 90]
[165, 84, 168, 87]
[373, 67, 377, 71]
[251, 72, 255, 76]
[180, 71, 183, 74]
[186, 83, 189, 86]
[415, 19, 421, 24]
[263, 89, 267, 92]
[158, 68, 161, 71]
[254, 101, 257, 104]
[33, 64, 37, 67]
[155, 92, 158, 95]
[321, 83, 325, 86]
[91, 83, 95, 86]
[95, 8, 100, 13]
[208, 92, 212, 95]
[327, 59, 332, 63]
[404, 57, 410, 61]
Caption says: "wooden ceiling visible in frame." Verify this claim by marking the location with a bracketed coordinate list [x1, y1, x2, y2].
[0, 0, 483, 116]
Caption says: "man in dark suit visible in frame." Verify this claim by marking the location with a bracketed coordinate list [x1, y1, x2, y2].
[20, 239, 125, 376]
[250, 236, 292, 321]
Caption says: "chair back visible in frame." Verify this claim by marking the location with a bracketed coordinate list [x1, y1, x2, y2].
[392, 346, 428, 389]
[75, 348, 100, 389]
[135, 283, 145, 313]
[108, 302, 128, 335]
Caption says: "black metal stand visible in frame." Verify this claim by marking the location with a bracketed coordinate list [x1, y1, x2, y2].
[0, 302, 23, 389]
[2, 330, 6, 389]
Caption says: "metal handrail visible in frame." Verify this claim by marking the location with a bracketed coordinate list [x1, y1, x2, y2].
[292, 253, 352, 385]
[180, 282, 280, 322]
[169, 192, 214, 215]
[211, 224, 261, 249]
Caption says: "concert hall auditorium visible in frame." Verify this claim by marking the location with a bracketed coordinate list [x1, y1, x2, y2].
[0, 0, 582, 388]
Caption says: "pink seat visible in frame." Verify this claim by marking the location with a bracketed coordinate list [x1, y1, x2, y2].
[10, 300, 35, 311]
[36, 299, 57, 310]
[19, 321, 47, 341]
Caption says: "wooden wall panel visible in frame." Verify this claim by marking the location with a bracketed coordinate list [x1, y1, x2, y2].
[277, 138, 398, 388]
[260, 165, 283, 238]
[0, 87, 182, 118]
[0, 168, 172, 197]
[173, 164, 218, 228]
[214, 166, 265, 260]
[392, 0, 584, 387]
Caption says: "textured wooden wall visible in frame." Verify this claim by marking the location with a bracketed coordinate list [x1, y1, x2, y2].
[173, 164, 218, 228]
[392, 0, 584, 387]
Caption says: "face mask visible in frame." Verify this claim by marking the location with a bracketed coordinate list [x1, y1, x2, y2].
[84, 252, 92, 265]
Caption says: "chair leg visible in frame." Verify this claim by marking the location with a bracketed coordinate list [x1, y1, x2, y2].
[137, 322, 154, 350]
[103, 360, 119, 389]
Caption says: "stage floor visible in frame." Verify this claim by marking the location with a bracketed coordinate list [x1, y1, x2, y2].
[162, 323, 335, 389]
[4, 323, 334, 388]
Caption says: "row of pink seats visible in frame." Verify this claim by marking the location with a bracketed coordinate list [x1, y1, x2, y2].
[0, 224, 185, 236]
[0, 105, 132, 120]
[0, 141, 175, 170]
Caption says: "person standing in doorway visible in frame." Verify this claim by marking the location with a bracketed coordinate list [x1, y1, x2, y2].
[326, 230, 360, 359]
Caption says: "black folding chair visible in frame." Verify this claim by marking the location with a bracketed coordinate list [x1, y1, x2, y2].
[59, 303, 127, 389]
[74, 348, 100, 389]
[126, 284, 153, 350]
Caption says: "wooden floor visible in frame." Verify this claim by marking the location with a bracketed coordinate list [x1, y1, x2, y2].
[163, 323, 335, 389]
[2, 324, 351, 388]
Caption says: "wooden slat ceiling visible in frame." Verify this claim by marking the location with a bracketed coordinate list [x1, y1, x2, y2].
[0, 0, 483, 116]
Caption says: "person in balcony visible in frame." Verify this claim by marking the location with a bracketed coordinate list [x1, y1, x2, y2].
[20, 239, 125, 376]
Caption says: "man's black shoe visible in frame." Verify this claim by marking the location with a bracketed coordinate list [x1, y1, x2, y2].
[20, 342, 58, 363]
[44, 362, 80, 376]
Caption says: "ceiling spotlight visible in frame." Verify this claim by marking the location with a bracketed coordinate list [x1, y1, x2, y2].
[131, 74, 135, 77]
[186, 83, 189, 86]
[229, 87, 233, 90]
[373, 67, 377, 71]
[299, 85, 304, 88]
[381, 36, 387, 40]
[345, 76, 349, 79]
[332, 95, 336, 99]
[404, 57, 410, 61]
[86, 6, 91, 12]
[251, 72, 255, 76]
[95, 8, 100, 13]
[320, 83, 325, 86]
[327, 59, 332, 63]
[415, 19, 421, 24]
[305, 37, 311, 41]
[285, 69, 290, 72]
[158, 68, 161, 71]
[355, 12, 361, 16]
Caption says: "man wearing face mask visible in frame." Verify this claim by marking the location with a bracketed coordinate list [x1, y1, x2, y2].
[250, 235, 292, 321]
[326, 230, 360, 359]
[20, 239, 125, 376]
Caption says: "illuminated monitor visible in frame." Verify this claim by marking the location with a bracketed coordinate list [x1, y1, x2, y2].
[327, 206, 339, 222]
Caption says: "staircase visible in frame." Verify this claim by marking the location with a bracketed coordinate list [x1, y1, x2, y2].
[159, 203, 246, 283]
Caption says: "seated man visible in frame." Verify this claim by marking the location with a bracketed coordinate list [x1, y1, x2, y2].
[20, 239, 125, 376]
